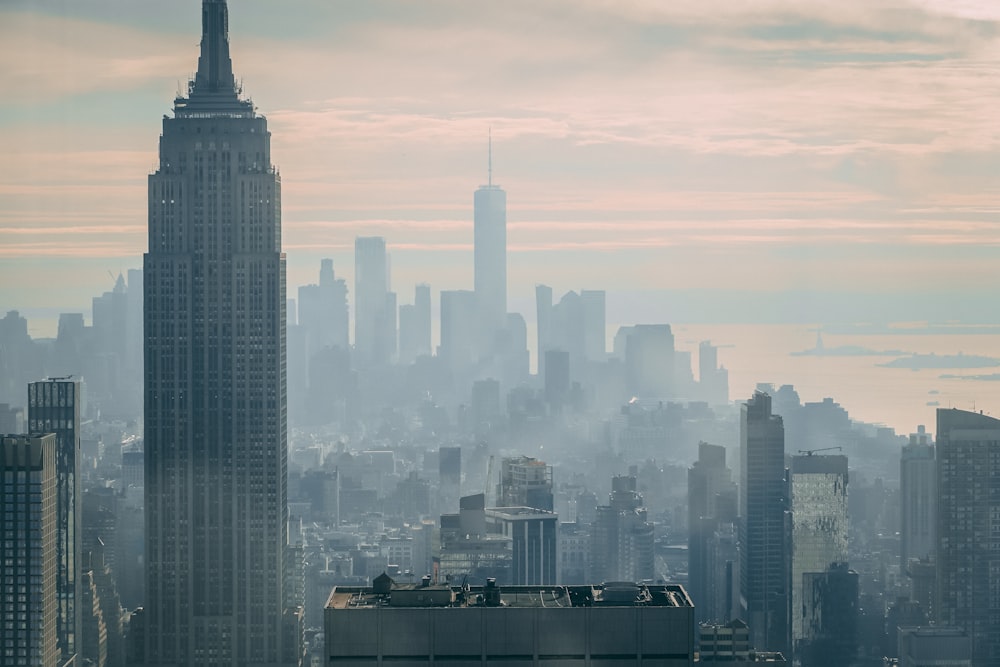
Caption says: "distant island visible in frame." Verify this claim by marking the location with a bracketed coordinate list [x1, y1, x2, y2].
[792, 345, 906, 357]
[879, 353, 1000, 370]
[792, 332, 905, 357]
[940, 373, 1000, 382]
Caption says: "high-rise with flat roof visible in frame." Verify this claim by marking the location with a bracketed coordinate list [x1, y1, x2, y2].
[739, 392, 790, 655]
[27, 378, 81, 665]
[900, 433, 936, 567]
[354, 237, 395, 367]
[789, 454, 848, 658]
[935, 408, 1000, 666]
[1, 433, 60, 667]
[688, 442, 736, 624]
[142, 1, 300, 664]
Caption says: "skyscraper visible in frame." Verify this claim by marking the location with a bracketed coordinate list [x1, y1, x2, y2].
[935, 408, 1000, 666]
[298, 258, 349, 361]
[28, 378, 82, 665]
[354, 236, 395, 366]
[739, 392, 790, 655]
[789, 453, 848, 656]
[1, 434, 60, 667]
[474, 138, 507, 341]
[142, 1, 299, 664]
[688, 442, 736, 624]
[398, 283, 431, 364]
[590, 476, 655, 583]
[900, 431, 936, 569]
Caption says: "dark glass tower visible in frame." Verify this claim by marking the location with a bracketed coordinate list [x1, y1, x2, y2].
[739, 392, 790, 655]
[143, 1, 298, 664]
[935, 408, 1000, 666]
[27, 378, 81, 665]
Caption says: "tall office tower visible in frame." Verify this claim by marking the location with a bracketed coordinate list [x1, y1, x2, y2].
[591, 476, 655, 583]
[298, 259, 349, 362]
[789, 454, 848, 656]
[622, 324, 676, 399]
[485, 508, 558, 585]
[1, 434, 60, 667]
[688, 442, 737, 623]
[28, 378, 82, 665]
[900, 432, 936, 570]
[699, 341, 729, 406]
[474, 139, 507, 342]
[580, 289, 606, 362]
[126, 269, 144, 381]
[543, 349, 570, 410]
[439, 446, 462, 513]
[439, 290, 478, 374]
[142, 2, 300, 664]
[935, 408, 1000, 666]
[399, 284, 432, 364]
[739, 392, 790, 655]
[470, 379, 501, 434]
[535, 284, 553, 377]
[354, 237, 395, 367]
[497, 456, 554, 511]
[413, 284, 431, 356]
[92, 274, 130, 413]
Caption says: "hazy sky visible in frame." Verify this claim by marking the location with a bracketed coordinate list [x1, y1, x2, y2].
[3, 0, 1000, 326]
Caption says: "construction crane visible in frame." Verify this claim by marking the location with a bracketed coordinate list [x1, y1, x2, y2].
[796, 446, 842, 456]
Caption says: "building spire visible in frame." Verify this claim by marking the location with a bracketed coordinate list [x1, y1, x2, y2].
[192, 0, 237, 97]
[488, 127, 493, 187]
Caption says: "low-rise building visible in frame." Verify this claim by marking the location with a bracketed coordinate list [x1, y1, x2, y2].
[325, 579, 694, 666]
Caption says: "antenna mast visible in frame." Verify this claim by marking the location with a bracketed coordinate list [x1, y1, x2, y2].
[488, 127, 492, 187]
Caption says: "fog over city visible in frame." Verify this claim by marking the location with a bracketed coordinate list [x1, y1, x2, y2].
[3, 1, 1000, 666]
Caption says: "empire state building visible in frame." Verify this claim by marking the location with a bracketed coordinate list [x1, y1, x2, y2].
[142, 1, 301, 664]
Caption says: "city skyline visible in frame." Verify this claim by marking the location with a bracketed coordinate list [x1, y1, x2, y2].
[5, 0, 1000, 326]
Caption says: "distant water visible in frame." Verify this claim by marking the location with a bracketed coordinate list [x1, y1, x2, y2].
[19, 310, 1000, 436]
[673, 323, 1000, 436]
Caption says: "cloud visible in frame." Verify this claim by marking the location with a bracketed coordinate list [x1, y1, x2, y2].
[4, 0, 1000, 305]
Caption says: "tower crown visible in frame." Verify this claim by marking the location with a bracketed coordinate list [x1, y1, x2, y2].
[194, 0, 236, 96]
[175, 0, 253, 117]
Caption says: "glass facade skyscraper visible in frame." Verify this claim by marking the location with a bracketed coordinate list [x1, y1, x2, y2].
[789, 454, 848, 655]
[1, 434, 59, 667]
[739, 391, 790, 655]
[27, 378, 81, 665]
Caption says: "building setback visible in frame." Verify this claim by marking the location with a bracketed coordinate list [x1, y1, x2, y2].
[325, 580, 694, 666]
[141, 0, 300, 664]
[1, 434, 60, 667]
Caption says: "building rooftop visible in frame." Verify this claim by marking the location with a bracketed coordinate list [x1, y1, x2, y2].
[486, 506, 557, 519]
[327, 580, 692, 611]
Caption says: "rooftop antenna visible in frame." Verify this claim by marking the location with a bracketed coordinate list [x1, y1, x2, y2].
[488, 127, 492, 187]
